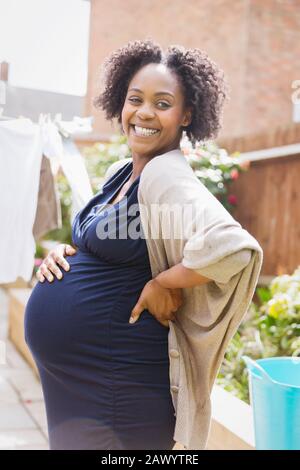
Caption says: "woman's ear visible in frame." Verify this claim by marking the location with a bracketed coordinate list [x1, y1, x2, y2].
[182, 108, 192, 127]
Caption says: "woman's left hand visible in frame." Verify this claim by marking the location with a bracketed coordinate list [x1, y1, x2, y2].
[129, 279, 183, 327]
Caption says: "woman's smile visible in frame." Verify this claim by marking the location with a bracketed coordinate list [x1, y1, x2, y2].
[130, 124, 161, 138]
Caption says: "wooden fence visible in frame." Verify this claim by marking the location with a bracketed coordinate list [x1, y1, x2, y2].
[230, 153, 300, 276]
[217, 123, 300, 154]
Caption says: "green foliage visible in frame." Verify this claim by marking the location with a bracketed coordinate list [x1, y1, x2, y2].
[180, 134, 248, 212]
[217, 267, 300, 403]
[45, 172, 73, 245]
[83, 135, 131, 194]
[34, 243, 45, 259]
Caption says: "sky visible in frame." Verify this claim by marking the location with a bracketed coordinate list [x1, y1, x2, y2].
[0, 0, 90, 96]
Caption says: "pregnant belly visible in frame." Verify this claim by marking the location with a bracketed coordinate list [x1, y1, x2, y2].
[24, 251, 169, 367]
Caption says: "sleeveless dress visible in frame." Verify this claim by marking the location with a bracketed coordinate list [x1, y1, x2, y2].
[24, 160, 176, 450]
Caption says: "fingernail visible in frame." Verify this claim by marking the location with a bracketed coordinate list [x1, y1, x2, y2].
[129, 317, 135, 324]
[57, 274, 62, 280]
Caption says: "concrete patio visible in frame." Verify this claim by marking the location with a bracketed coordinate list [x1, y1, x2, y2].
[0, 287, 48, 450]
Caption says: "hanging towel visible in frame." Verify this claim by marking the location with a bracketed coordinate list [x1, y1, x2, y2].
[32, 154, 62, 241]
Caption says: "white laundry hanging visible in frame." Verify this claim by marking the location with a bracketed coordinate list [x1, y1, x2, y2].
[0, 118, 44, 283]
[0, 114, 93, 283]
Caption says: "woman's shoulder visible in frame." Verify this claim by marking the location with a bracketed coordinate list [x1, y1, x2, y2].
[140, 149, 193, 184]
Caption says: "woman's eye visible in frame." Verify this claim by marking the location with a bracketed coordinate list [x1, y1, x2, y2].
[157, 102, 169, 108]
[128, 98, 169, 108]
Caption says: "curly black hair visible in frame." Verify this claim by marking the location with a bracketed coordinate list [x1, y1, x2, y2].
[93, 38, 229, 147]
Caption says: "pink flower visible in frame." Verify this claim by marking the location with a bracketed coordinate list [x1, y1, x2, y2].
[240, 160, 250, 170]
[228, 194, 238, 205]
[230, 169, 239, 180]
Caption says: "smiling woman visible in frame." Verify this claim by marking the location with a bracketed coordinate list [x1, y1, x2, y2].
[24, 38, 234, 451]
[94, 40, 227, 145]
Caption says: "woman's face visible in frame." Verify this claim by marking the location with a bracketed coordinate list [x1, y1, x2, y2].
[121, 63, 192, 159]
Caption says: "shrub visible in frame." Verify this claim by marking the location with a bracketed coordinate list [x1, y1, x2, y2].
[180, 133, 248, 212]
[217, 267, 300, 403]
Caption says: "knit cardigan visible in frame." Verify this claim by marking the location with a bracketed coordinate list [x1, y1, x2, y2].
[103, 148, 263, 450]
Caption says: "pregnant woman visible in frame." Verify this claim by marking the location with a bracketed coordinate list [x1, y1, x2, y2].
[24, 39, 244, 450]
[25, 157, 183, 450]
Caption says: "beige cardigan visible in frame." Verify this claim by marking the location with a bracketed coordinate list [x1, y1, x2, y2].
[103, 148, 263, 450]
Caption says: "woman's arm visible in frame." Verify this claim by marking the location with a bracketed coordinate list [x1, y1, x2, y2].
[154, 262, 212, 289]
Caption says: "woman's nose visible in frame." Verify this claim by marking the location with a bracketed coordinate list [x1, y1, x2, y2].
[136, 105, 155, 119]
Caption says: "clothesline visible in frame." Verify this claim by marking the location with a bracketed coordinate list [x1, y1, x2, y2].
[0, 106, 94, 136]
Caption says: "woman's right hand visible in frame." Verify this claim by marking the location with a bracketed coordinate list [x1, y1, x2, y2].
[130, 279, 184, 327]
[36, 243, 77, 283]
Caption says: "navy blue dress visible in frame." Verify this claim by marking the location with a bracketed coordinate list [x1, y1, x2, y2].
[24, 160, 176, 450]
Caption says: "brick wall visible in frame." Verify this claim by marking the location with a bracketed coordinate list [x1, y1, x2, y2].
[244, 0, 300, 136]
[84, 0, 300, 146]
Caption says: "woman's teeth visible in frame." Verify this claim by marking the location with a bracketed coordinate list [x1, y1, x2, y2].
[132, 125, 160, 137]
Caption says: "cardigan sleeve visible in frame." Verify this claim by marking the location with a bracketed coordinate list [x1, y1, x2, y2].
[182, 248, 253, 284]
[139, 152, 262, 287]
